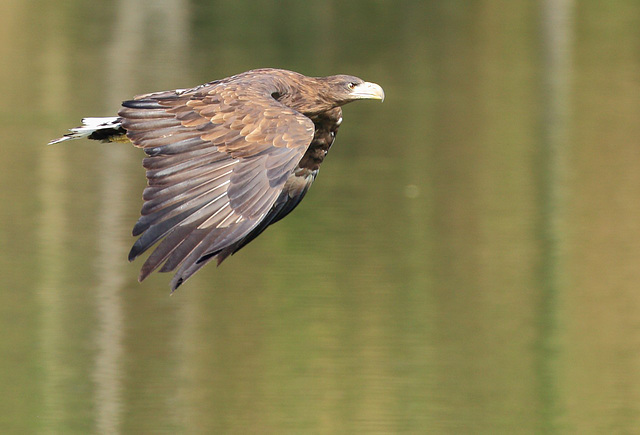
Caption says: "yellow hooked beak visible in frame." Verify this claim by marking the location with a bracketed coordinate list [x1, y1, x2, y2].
[350, 81, 385, 102]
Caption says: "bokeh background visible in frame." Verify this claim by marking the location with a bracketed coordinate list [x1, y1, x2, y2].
[2, 0, 640, 433]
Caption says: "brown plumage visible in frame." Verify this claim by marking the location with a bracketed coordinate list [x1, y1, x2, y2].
[50, 68, 384, 291]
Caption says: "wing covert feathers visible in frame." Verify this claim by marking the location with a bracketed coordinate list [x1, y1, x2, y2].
[119, 73, 315, 290]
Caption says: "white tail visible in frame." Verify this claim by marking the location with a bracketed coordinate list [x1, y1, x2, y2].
[48, 117, 122, 145]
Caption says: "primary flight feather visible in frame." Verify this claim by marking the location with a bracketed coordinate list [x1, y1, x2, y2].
[50, 68, 384, 291]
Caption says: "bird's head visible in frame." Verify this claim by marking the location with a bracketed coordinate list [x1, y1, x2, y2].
[321, 75, 385, 106]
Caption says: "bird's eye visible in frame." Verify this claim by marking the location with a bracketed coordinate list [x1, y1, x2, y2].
[348, 82, 356, 90]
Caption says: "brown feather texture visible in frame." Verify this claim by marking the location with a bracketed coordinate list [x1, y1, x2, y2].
[49, 68, 384, 291]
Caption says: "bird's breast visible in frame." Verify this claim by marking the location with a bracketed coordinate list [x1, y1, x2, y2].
[298, 107, 342, 171]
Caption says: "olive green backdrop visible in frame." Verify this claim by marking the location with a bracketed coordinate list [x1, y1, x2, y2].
[1, 0, 639, 433]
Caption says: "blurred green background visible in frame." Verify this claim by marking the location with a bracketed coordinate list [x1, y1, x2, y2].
[2, 0, 640, 433]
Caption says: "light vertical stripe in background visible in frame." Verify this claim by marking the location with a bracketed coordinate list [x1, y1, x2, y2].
[538, 0, 574, 431]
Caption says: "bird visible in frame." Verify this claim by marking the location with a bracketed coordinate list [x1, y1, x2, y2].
[50, 68, 385, 291]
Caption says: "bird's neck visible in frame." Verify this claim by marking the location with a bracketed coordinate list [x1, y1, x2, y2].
[286, 80, 339, 116]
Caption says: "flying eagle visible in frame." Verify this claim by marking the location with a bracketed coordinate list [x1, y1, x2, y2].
[50, 68, 385, 291]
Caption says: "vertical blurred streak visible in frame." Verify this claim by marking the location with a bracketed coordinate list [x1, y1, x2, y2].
[92, 163, 126, 435]
[538, 0, 574, 431]
[38, 4, 68, 432]
[91, 2, 132, 432]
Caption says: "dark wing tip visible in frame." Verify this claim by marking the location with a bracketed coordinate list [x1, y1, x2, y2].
[171, 277, 184, 292]
[128, 245, 139, 263]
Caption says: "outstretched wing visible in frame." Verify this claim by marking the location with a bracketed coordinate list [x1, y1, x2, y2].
[118, 76, 315, 290]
